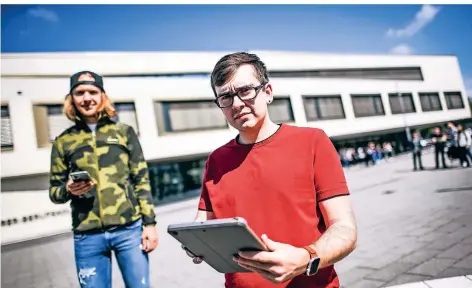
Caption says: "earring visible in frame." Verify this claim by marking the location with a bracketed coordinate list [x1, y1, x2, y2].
[268, 99, 272, 104]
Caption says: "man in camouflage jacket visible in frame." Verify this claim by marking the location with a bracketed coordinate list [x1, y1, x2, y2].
[49, 70, 157, 288]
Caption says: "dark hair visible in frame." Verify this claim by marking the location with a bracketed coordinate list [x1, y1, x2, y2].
[210, 52, 269, 96]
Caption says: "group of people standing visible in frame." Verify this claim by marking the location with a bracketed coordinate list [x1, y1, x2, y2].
[411, 122, 472, 171]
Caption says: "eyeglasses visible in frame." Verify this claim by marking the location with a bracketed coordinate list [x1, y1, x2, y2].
[214, 83, 266, 108]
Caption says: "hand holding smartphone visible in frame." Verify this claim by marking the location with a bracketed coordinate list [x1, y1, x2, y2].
[68, 171, 94, 198]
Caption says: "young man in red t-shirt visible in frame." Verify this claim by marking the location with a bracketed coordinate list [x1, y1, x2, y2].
[185, 52, 358, 288]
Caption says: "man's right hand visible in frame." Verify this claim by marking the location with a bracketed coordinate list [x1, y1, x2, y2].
[66, 178, 94, 196]
[181, 245, 204, 264]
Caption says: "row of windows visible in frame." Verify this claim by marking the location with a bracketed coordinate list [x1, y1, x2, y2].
[0, 91, 466, 150]
[268, 67, 423, 81]
[18, 67, 422, 81]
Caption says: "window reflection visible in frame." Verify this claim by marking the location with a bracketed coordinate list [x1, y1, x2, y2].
[148, 157, 207, 205]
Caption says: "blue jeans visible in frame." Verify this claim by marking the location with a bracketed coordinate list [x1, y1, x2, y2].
[73, 219, 150, 288]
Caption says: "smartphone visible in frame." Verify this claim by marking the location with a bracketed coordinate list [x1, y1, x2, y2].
[70, 171, 91, 182]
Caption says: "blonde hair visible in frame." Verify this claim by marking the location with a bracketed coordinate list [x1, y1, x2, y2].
[63, 92, 117, 121]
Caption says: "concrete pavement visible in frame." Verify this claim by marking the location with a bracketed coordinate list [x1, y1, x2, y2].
[1, 152, 472, 288]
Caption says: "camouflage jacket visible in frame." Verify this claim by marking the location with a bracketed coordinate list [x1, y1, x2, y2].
[49, 116, 156, 233]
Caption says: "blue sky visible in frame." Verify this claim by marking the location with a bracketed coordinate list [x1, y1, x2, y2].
[2, 4, 472, 96]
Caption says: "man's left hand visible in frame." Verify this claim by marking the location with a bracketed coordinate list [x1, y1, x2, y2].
[142, 225, 159, 253]
[234, 234, 310, 284]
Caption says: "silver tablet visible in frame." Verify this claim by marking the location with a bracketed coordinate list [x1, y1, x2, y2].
[167, 217, 267, 273]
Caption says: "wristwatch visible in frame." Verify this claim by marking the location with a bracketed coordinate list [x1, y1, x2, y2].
[303, 246, 320, 276]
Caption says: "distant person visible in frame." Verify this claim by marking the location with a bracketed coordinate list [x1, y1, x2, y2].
[466, 125, 472, 161]
[365, 142, 377, 166]
[382, 142, 393, 160]
[183, 52, 358, 288]
[49, 71, 158, 288]
[456, 124, 471, 168]
[446, 122, 458, 146]
[430, 127, 448, 169]
[410, 131, 424, 171]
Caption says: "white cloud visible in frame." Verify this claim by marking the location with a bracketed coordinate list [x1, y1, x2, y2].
[27, 7, 59, 23]
[386, 5, 440, 38]
[389, 44, 414, 55]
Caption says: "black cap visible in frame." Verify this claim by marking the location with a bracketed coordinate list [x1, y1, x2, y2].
[69, 71, 105, 94]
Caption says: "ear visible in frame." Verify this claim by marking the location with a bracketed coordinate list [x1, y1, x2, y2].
[264, 83, 273, 104]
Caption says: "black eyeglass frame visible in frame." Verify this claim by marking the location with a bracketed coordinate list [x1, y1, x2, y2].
[213, 82, 267, 108]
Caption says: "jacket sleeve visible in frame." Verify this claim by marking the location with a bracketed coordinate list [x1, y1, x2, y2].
[49, 138, 71, 204]
[127, 126, 157, 226]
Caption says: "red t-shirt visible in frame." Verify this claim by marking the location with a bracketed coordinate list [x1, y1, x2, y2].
[199, 124, 349, 288]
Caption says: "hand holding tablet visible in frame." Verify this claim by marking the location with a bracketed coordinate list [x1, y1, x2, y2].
[168, 217, 267, 273]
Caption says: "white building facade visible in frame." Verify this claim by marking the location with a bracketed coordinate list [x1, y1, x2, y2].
[1, 51, 471, 243]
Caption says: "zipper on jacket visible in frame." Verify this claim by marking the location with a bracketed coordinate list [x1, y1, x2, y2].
[91, 132, 105, 229]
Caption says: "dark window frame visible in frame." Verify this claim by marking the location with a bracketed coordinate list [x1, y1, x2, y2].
[269, 67, 423, 81]
[5, 67, 424, 81]
[444, 92, 465, 110]
[1, 105, 14, 150]
[303, 95, 346, 121]
[418, 92, 442, 112]
[350, 94, 386, 118]
[387, 93, 417, 114]
[268, 97, 295, 123]
[155, 100, 229, 133]
[114, 102, 140, 135]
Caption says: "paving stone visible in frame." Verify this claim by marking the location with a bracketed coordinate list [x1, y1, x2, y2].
[453, 254, 472, 269]
[396, 235, 433, 245]
[424, 218, 455, 230]
[364, 261, 418, 282]
[387, 283, 430, 288]
[436, 267, 472, 279]
[385, 273, 432, 287]
[335, 258, 367, 274]
[346, 279, 386, 288]
[453, 214, 472, 226]
[399, 249, 442, 265]
[417, 230, 449, 243]
[392, 241, 430, 255]
[408, 258, 457, 277]
[462, 236, 472, 245]
[448, 226, 472, 241]
[435, 243, 472, 260]
[359, 252, 404, 269]
[424, 235, 460, 251]
[408, 226, 439, 237]
[339, 267, 378, 286]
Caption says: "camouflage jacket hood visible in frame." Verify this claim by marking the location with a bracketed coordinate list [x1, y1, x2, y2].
[49, 116, 156, 232]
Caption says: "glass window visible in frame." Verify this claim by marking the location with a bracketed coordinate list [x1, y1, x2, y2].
[303, 96, 345, 121]
[418, 92, 442, 112]
[154, 100, 227, 133]
[444, 92, 465, 109]
[148, 157, 208, 205]
[268, 98, 294, 123]
[1, 105, 14, 150]
[388, 93, 416, 114]
[351, 94, 385, 117]
[269, 67, 423, 81]
[115, 102, 139, 134]
[46, 105, 74, 143]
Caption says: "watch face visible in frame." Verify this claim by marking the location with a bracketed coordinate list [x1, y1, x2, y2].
[308, 257, 320, 275]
